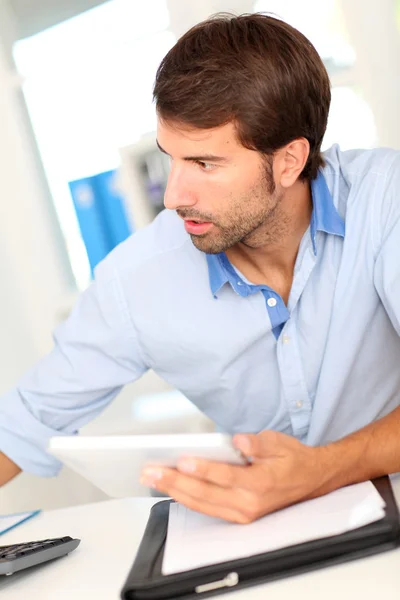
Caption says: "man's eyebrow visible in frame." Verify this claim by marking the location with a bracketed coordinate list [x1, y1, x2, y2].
[156, 139, 229, 163]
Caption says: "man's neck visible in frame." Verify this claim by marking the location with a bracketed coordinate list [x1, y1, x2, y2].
[225, 179, 312, 301]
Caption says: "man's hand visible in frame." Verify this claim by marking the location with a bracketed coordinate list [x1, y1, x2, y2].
[140, 431, 328, 523]
[0, 452, 21, 487]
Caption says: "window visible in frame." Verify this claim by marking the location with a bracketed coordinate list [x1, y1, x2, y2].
[13, 0, 175, 289]
[253, 0, 377, 151]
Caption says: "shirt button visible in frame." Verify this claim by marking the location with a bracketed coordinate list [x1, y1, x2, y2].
[296, 400, 303, 408]
[237, 281, 242, 286]
[282, 335, 290, 344]
[267, 297, 277, 307]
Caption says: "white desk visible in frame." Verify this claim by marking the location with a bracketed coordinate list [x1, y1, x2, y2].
[1, 475, 399, 600]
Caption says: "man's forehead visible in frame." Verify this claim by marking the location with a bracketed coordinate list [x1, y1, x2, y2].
[156, 119, 239, 149]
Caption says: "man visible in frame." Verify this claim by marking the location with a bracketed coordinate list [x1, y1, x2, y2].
[1, 13, 400, 524]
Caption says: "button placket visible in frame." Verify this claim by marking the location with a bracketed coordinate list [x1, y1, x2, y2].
[277, 322, 311, 435]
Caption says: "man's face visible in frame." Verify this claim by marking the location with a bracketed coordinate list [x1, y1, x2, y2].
[157, 119, 284, 254]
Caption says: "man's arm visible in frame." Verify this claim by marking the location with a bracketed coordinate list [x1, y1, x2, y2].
[139, 406, 400, 523]
[315, 404, 400, 495]
[0, 253, 148, 480]
[0, 452, 21, 486]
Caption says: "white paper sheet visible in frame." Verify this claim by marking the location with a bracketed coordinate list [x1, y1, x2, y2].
[162, 481, 385, 575]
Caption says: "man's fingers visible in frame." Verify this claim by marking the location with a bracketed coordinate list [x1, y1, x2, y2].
[161, 487, 253, 524]
[176, 457, 255, 489]
[143, 466, 235, 503]
[141, 465, 257, 518]
[174, 458, 275, 501]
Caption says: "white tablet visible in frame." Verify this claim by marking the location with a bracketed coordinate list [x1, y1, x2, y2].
[48, 433, 248, 498]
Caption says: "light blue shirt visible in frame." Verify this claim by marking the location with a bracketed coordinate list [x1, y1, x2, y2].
[1, 144, 400, 477]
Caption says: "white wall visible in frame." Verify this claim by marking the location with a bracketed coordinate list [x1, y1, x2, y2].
[338, 0, 400, 150]
[0, 11, 70, 383]
[166, 0, 255, 36]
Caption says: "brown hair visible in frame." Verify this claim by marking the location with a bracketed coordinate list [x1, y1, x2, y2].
[153, 13, 331, 181]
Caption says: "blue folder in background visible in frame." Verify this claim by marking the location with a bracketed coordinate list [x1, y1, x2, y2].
[69, 169, 133, 275]
[93, 169, 132, 249]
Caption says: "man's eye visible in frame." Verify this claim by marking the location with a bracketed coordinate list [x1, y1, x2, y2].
[195, 161, 215, 171]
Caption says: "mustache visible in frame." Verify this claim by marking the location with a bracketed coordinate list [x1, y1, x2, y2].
[177, 209, 215, 223]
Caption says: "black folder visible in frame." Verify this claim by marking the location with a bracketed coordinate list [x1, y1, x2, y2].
[120, 477, 400, 600]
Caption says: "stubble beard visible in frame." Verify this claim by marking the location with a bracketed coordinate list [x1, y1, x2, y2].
[189, 168, 287, 255]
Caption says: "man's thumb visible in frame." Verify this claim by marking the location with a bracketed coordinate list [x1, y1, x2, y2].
[233, 433, 259, 458]
[233, 431, 279, 459]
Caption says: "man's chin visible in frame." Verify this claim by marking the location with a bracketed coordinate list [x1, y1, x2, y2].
[189, 234, 232, 255]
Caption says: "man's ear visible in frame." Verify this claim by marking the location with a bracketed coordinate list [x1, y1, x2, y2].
[274, 138, 310, 188]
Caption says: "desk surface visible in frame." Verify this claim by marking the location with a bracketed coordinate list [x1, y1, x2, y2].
[1, 475, 400, 600]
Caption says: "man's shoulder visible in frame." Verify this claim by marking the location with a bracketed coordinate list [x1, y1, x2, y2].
[322, 144, 400, 182]
[322, 145, 400, 249]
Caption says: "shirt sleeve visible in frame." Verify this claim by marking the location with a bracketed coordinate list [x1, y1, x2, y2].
[0, 255, 148, 477]
[374, 154, 400, 336]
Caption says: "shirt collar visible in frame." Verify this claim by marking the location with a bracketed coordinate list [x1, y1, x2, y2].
[310, 169, 345, 254]
[206, 252, 229, 297]
[206, 170, 345, 296]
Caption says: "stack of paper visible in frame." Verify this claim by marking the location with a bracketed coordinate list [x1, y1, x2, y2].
[162, 481, 385, 575]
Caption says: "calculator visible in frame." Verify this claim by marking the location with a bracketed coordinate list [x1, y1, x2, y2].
[0, 536, 81, 576]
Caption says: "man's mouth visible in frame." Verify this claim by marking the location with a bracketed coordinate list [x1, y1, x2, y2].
[183, 219, 213, 235]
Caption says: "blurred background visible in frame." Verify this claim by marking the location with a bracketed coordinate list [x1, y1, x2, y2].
[0, 0, 400, 512]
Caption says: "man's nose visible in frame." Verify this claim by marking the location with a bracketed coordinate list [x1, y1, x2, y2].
[163, 165, 196, 210]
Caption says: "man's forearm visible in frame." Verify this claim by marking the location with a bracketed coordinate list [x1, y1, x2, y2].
[0, 452, 21, 486]
[315, 405, 400, 496]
